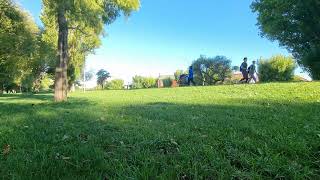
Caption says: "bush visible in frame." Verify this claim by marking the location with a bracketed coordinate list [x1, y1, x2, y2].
[132, 76, 157, 89]
[192, 55, 232, 85]
[258, 55, 296, 82]
[106, 79, 124, 90]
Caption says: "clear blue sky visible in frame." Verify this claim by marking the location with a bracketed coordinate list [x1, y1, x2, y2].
[19, 0, 306, 83]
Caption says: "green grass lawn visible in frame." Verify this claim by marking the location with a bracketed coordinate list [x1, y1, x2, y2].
[0, 82, 319, 179]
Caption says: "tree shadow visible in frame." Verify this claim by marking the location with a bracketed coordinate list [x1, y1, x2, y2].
[0, 96, 319, 179]
[0, 93, 53, 101]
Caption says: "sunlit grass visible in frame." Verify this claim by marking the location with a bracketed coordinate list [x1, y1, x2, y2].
[0, 82, 319, 179]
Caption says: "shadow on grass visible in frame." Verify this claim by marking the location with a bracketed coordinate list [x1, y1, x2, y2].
[0, 95, 319, 179]
[0, 93, 53, 101]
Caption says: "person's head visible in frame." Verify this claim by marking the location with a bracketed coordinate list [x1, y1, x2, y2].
[189, 66, 193, 70]
[252, 61, 256, 65]
[244, 57, 247, 62]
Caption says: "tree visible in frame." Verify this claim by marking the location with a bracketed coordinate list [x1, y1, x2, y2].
[192, 55, 232, 85]
[96, 69, 110, 89]
[132, 76, 157, 89]
[0, 0, 42, 93]
[42, 0, 140, 101]
[106, 79, 124, 90]
[251, 0, 320, 79]
[258, 55, 296, 82]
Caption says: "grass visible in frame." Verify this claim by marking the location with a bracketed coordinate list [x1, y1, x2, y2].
[0, 82, 319, 179]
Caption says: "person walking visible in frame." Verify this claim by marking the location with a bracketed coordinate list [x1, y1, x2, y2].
[239, 57, 248, 83]
[247, 61, 257, 83]
[188, 66, 195, 86]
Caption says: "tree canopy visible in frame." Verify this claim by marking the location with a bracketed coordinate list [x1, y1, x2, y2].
[41, 0, 140, 101]
[96, 69, 111, 89]
[192, 56, 232, 85]
[251, 0, 320, 79]
[0, 0, 52, 93]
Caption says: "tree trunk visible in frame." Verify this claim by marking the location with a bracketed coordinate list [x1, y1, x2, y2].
[54, 9, 69, 102]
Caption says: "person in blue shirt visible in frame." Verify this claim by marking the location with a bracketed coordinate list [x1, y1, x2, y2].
[188, 66, 195, 86]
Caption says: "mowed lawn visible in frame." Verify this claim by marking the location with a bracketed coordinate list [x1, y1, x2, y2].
[0, 82, 319, 179]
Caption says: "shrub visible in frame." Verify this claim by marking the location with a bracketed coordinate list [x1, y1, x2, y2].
[132, 76, 156, 89]
[106, 79, 124, 90]
[258, 55, 296, 82]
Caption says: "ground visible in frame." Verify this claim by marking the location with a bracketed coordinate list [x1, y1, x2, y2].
[0, 82, 319, 179]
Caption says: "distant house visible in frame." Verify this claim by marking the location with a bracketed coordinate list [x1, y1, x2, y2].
[230, 71, 260, 83]
[157, 75, 175, 88]
[293, 75, 311, 82]
[158, 75, 175, 80]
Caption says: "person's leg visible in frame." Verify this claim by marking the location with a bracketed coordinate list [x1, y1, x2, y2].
[252, 75, 257, 83]
[245, 72, 249, 83]
[188, 78, 191, 86]
[248, 73, 254, 83]
[240, 71, 245, 82]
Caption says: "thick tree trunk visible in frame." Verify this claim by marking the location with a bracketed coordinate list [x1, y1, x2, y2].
[54, 9, 68, 102]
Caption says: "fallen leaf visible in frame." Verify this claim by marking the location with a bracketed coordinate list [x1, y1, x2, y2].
[62, 156, 71, 160]
[62, 135, 69, 141]
[3, 144, 11, 156]
[201, 135, 208, 138]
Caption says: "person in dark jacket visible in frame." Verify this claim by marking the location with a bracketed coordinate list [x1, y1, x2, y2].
[188, 66, 195, 86]
[247, 61, 257, 83]
[239, 57, 248, 83]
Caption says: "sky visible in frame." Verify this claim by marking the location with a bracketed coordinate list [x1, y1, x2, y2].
[17, 0, 309, 85]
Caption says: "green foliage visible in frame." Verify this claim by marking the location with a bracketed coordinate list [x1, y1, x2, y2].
[192, 55, 232, 85]
[0, 0, 54, 93]
[106, 79, 124, 90]
[41, 0, 140, 98]
[132, 76, 156, 89]
[258, 55, 296, 82]
[251, 0, 320, 79]
[96, 69, 111, 89]
[40, 74, 54, 91]
[0, 82, 319, 178]
[301, 46, 320, 80]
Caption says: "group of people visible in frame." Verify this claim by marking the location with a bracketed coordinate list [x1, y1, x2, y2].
[239, 57, 257, 83]
[183, 57, 257, 86]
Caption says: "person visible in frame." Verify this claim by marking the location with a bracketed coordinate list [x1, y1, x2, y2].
[188, 66, 195, 86]
[239, 57, 248, 83]
[247, 61, 257, 83]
